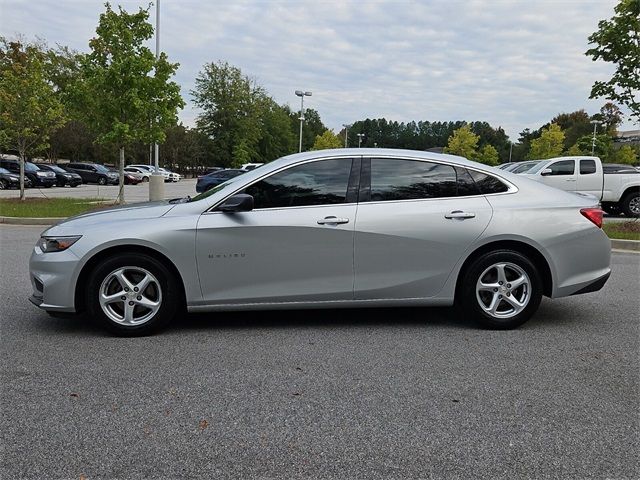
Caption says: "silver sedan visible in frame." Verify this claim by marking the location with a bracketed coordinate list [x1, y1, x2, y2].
[29, 149, 611, 335]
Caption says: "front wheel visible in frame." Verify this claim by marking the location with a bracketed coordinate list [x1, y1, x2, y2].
[98, 177, 107, 186]
[86, 253, 180, 336]
[0, 179, 7, 190]
[620, 191, 640, 218]
[458, 250, 543, 329]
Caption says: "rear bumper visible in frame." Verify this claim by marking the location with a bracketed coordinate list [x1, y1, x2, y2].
[570, 271, 611, 296]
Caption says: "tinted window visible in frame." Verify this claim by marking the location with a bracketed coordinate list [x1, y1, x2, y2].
[245, 159, 352, 209]
[369, 159, 457, 201]
[456, 167, 480, 196]
[547, 160, 575, 175]
[0, 167, 10, 174]
[467, 170, 510, 194]
[580, 160, 596, 174]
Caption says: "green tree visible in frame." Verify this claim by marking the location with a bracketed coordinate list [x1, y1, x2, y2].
[528, 123, 565, 159]
[443, 124, 479, 159]
[612, 145, 638, 164]
[287, 106, 327, 152]
[76, 4, 184, 203]
[476, 144, 499, 166]
[586, 0, 640, 122]
[0, 39, 66, 199]
[576, 134, 613, 160]
[565, 143, 584, 156]
[311, 129, 342, 150]
[257, 99, 296, 162]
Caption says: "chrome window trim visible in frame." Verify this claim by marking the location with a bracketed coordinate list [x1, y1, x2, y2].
[202, 154, 517, 214]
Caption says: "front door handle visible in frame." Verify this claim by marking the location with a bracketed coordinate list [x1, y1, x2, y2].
[565, 178, 577, 182]
[317, 216, 349, 225]
[444, 210, 476, 219]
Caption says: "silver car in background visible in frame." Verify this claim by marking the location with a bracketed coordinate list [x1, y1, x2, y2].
[29, 149, 611, 335]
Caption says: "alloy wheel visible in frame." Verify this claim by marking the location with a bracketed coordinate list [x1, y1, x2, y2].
[476, 262, 531, 319]
[98, 266, 162, 325]
[630, 195, 640, 215]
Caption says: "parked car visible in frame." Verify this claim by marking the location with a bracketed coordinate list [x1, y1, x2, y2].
[65, 162, 119, 185]
[29, 148, 611, 336]
[0, 167, 32, 189]
[128, 165, 180, 182]
[107, 167, 143, 185]
[0, 159, 56, 187]
[34, 163, 82, 187]
[602, 163, 640, 175]
[241, 163, 265, 171]
[124, 166, 151, 182]
[497, 162, 514, 170]
[506, 161, 542, 174]
[519, 156, 640, 217]
[204, 167, 224, 175]
[195, 169, 245, 193]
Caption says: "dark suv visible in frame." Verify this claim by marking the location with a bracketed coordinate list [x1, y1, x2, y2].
[34, 163, 82, 187]
[65, 162, 119, 185]
[0, 159, 56, 187]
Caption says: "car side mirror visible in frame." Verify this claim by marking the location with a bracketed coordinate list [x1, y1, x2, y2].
[540, 168, 553, 176]
[218, 194, 254, 213]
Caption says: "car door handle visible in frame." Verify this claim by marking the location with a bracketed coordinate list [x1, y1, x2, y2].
[317, 216, 349, 225]
[565, 178, 577, 182]
[444, 211, 476, 219]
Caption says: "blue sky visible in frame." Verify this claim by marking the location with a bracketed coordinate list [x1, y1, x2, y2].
[0, 0, 632, 140]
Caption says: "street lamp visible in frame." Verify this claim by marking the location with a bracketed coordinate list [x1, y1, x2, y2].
[357, 133, 365, 148]
[149, 0, 164, 201]
[342, 124, 351, 148]
[590, 120, 603, 155]
[295, 90, 312, 152]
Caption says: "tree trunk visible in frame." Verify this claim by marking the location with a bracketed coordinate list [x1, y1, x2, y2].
[18, 150, 26, 201]
[118, 146, 125, 204]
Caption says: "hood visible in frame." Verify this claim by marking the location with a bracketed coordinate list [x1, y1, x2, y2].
[52, 201, 176, 229]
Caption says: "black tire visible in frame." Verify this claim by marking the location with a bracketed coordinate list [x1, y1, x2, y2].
[86, 253, 181, 336]
[98, 177, 107, 185]
[620, 191, 640, 218]
[143, 176, 149, 182]
[458, 250, 543, 329]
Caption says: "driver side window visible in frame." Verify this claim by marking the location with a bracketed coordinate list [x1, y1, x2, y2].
[547, 160, 575, 176]
[245, 159, 352, 209]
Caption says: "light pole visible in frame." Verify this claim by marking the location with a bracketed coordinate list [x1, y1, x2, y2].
[342, 124, 350, 148]
[149, 0, 164, 201]
[357, 133, 364, 148]
[295, 90, 312, 152]
[590, 120, 603, 155]
[508, 141, 513, 162]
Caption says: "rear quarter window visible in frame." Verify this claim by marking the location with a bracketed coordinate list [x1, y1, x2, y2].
[467, 170, 509, 194]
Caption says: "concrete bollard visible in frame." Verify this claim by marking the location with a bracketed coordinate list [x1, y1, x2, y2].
[149, 174, 165, 201]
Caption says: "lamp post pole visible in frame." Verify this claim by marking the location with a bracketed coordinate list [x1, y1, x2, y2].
[149, 0, 164, 201]
[590, 120, 603, 155]
[295, 90, 312, 152]
[342, 124, 350, 148]
[357, 133, 364, 148]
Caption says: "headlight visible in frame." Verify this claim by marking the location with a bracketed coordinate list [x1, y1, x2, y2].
[36, 171, 46, 176]
[36, 236, 81, 253]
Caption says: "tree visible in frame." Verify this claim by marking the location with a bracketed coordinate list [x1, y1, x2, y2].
[0, 39, 66, 199]
[597, 102, 623, 133]
[76, 4, 184, 203]
[257, 99, 296, 162]
[287, 106, 327, 152]
[576, 134, 613, 160]
[586, 0, 640, 123]
[476, 144, 499, 166]
[528, 123, 565, 159]
[443, 124, 479, 159]
[612, 145, 638, 164]
[311, 130, 342, 150]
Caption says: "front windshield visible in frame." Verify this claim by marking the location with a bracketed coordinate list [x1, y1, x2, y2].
[94, 164, 110, 173]
[511, 161, 540, 174]
[526, 161, 550, 174]
[49, 165, 67, 173]
[191, 179, 239, 202]
[25, 162, 39, 172]
[0, 167, 10, 174]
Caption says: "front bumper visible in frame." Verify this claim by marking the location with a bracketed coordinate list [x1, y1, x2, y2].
[29, 245, 81, 312]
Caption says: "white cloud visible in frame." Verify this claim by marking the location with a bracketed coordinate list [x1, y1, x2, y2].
[0, 0, 633, 140]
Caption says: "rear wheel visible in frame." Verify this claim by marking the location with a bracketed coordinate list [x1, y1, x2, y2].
[143, 176, 149, 182]
[620, 191, 640, 217]
[86, 253, 180, 336]
[459, 250, 542, 329]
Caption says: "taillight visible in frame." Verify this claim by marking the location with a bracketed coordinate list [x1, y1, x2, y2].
[580, 208, 603, 228]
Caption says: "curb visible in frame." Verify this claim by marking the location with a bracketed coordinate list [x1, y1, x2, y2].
[610, 239, 640, 252]
[0, 216, 64, 226]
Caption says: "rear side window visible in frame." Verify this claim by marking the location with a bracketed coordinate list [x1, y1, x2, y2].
[245, 158, 352, 209]
[369, 158, 457, 201]
[455, 167, 481, 196]
[467, 170, 509, 194]
[580, 159, 596, 174]
[547, 160, 575, 175]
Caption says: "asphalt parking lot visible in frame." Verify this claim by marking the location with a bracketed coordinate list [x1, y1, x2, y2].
[0, 225, 638, 479]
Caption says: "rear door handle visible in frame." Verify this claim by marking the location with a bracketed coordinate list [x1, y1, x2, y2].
[444, 210, 476, 219]
[565, 178, 577, 182]
[317, 216, 349, 225]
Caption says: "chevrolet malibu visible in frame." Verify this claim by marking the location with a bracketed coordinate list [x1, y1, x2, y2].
[29, 149, 611, 336]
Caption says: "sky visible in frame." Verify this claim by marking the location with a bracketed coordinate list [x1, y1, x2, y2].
[0, 0, 633, 141]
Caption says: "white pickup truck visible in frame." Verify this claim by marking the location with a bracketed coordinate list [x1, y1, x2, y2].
[518, 156, 640, 217]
